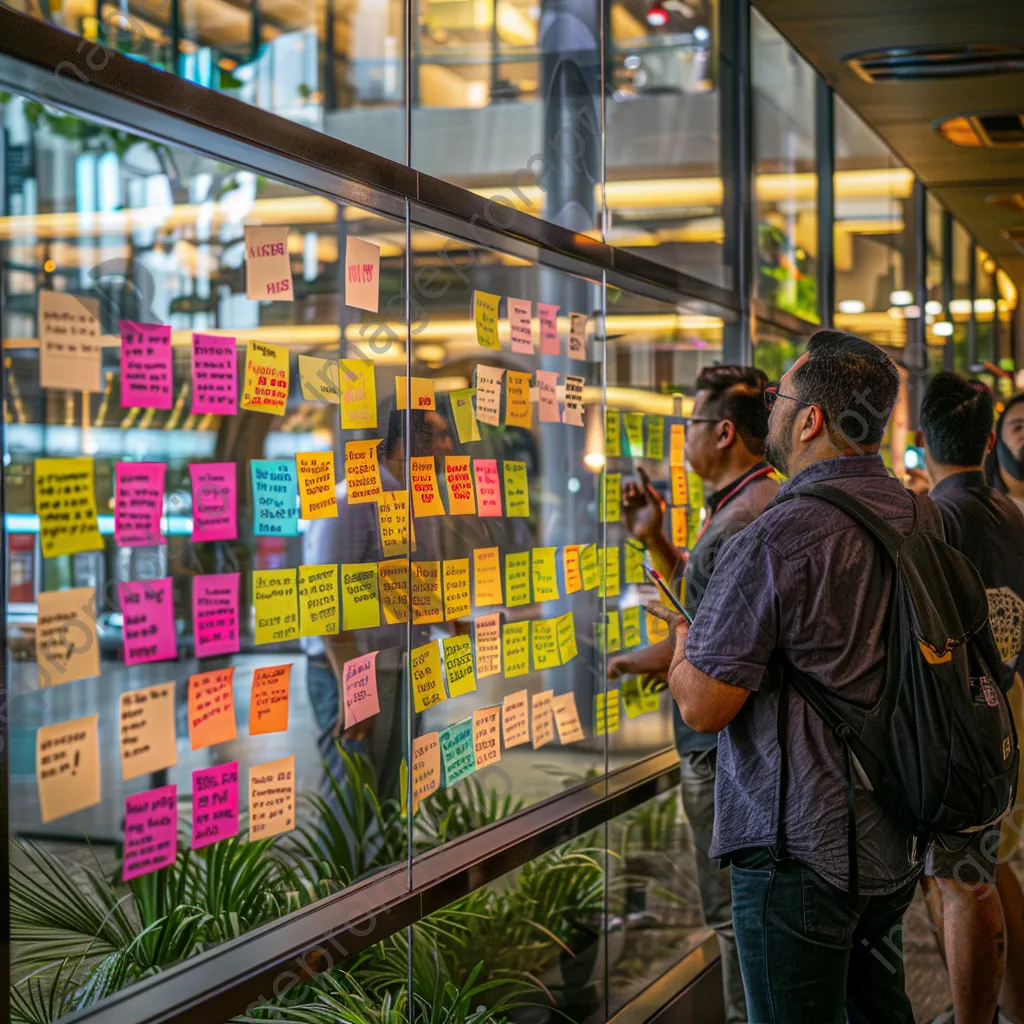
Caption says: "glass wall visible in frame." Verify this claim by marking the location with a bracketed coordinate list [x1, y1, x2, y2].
[951, 218, 973, 372]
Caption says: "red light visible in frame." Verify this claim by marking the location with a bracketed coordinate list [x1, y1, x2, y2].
[646, 5, 669, 26]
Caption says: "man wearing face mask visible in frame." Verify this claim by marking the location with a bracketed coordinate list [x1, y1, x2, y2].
[986, 393, 1024, 515]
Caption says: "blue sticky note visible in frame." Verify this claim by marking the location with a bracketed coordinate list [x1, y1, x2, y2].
[439, 718, 475, 788]
[251, 459, 299, 537]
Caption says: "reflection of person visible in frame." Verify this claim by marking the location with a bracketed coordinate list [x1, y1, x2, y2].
[608, 366, 776, 1024]
[986, 392, 1024, 516]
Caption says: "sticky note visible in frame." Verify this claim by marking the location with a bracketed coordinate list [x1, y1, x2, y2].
[296, 452, 338, 519]
[473, 290, 500, 349]
[343, 652, 379, 726]
[568, 312, 587, 360]
[245, 224, 293, 300]
[123, 785, 177, 881]
[647, 416, 665, 460]
[503, 460, 530, 517]
[411, 641, 446, 712]
[670, 506, 688, 549]
[532, 618, 560, 671]
[251, 459, 299, 537]
[193, 572, 240, 658]
[646, 610, 671, 644]
[563, 375, 585, 426]
[345, 236, 381, 312]
[378, 557, 410, 624]
[669, 423, 686, 467]
[412, 732, 441, 811]
[35, 457, 103, 558]
[451, 387, 482, 443]
[339, 359, 378, 429]
[580, 544, 600, 591]
[443, 558, 471, 620]
[600, 472, 621, 523]
[341, 562, 381, 630]
[505, 371, 533, 428]
[120, 321, 173, 410]
[538, 302, 560, 355]
[190, 462, 238, 541]
[605, 410, 621, 456]
[556, 610, 578, 663]
[115, 462, 165, 547]
[378, 490, 413, 557]
[563, 546, 582, 595]
[188, 667, 236, 750]
[505, 551, 531, 607]
[120, 683, 176, 780]
[622, 679, 643, 718]
[623, 413, 645, 457]
[473, 459, 503, 516]
[445, 456, 477, 515]
[595, 690, 621, 736]
[411, 561, 443, 624]
[531, 547, 559, 602]
[625, 539, 645, 584]
[120, 579, 177, 665]
[553, 692, 585, 743]
[473, 706, 501, 769]
[508, 298, 534, 354]
[475, 365, 505, 426]
[600, 547, 621, 598]
[473, 547, 503, 606]
[241, 339, 290, 415]
[249, 755, 296, 841]
[622, 606, 642, 648]
[411, 456, 445, 517]
[298, 354, 340, 403]
[443, 633, 477, 697]
[536, 369, 560, 423]
[298, 564, 339, 637]
[253, 568, 299, 645]
[440, 718, 476, 786]
[250, 663, 291, 735]
[504, 621, 530, 678]
[671, 466, 688, 506]
[531, 691, 555, 748]
[36, 587, 100, 686]
[192, 333, 238, 416]
[474, 613, 502, 678]
[39, 289, 101, 392]
[36, 713, 100, 823]
[502, 690, 530, 747]
[191, 762, 239, 850]
[396, 376, 436, 411]
[606, 610, 622, 652]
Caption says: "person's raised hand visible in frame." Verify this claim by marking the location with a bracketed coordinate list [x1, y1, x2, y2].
[646, 600, 689, 647]
[622, 466, 664, 543]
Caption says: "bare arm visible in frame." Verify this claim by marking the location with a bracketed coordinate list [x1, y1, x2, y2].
[607, 637, 674, 680]
[666, 619, 750, 733]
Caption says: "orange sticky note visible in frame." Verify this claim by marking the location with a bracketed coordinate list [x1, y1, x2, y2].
[378, 490, 414, 557]
[396, 376, 436, 411]
[412, 732, 441, 811]
[502, 690, 530, 748]
[249, 754, 296, 841]
[119, 682, 177, 781]
[411, 456, 445, 517]
[563, 545, 582, 594]
[473, 546, 503, 606]
[188, 667, 237, 750]
[345, 439, 383, 504]
[473, 706, 501, 769]
[671, 506, 688, 549]
[249, 663, 291, 736]
[411, 561, 443, 624]
[443, 557, 471, 620]
[379, 557, 410, 624]
[445, 456, 477, 515]
[552, 691, 585, 744]
[296, 452, 338, 519]
[671, 466, 688, 505]
[669, 423, 686, 468]
[531, 691, 555, 749]
[36, 713, 101, 823]
[474, 613, 502, 678]
[505, 370, 533, 428]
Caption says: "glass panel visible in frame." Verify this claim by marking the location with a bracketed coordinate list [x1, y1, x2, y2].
[996, 268, 1018, 386]
[752, 8, 817, 322]
[951, 219, 973, 372]
[2, 92, 410, 1017]
[753, 320, 805, 381]
[976, 246, 997, 367]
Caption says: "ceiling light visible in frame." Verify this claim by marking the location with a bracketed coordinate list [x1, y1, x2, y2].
[583, 451, 606, 473]
[904, 305, 921, 319]
[646, 5, 669, 27]
[949, 299, 972, 315]
[975, 298, 996, 314]
[838, 299, 866, 314]
[933, 321, 954, 336]
[890, 289, 914, 306]
[925, 300, 943, 315]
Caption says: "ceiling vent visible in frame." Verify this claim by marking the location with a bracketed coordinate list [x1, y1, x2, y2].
[845, 44, 1024, 82]
[935, 112, 1024, 147]
[1004, 228, 1024, 258]
[987, 193, 1024, 212]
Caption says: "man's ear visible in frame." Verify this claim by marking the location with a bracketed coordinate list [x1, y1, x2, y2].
[985, 428, 997, 456]
[798, 405, 826, 442]
[717, 420, 737, 449]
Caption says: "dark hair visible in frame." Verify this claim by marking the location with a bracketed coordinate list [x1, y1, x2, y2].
[695, 364, 770, 456]
[985, 391, 1024, 492]
[791, 329, 900, 450]
[920, 372, 994, 466]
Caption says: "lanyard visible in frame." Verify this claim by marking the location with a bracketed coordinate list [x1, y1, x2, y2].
[695, 465, 775, 542]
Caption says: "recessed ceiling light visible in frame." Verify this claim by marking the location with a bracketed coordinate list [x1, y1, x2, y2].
[838, 299, 866, 314]
[949, 299, 972, 315]
[890, 289, 914, 306]
[933, 321, 954, 336]
[925, 300, 943, 315]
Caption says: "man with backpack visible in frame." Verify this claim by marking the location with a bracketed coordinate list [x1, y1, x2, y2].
[664, 331, 1016, 1023]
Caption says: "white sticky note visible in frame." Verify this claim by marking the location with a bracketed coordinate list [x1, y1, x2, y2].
[245, 225, 293, 300]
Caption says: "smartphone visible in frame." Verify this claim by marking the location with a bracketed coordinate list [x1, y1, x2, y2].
[642, 564, 693, 624]
[904, 446, 925, 471]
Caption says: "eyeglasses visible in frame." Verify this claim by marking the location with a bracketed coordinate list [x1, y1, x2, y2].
[764, 385, 821, 417]
[683, 416, 722, 426]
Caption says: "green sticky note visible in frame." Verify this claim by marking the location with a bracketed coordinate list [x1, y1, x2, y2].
[599, 546, 620, 598]
[450, 387, 481, 444]
[605, 410, 621, 457]
[646, 416, 665, 460]
[505, 551, 531, 607]
[443, 633, 477, 697]
[531, 619, 561, 670]
[623, 413, 644, 458]
[622, 605, 642, 648]
[503, 460, 530, 517]
[624, 539, 645, 584]
[580, 543, 600, 591]
[440, 719, 476, 787]
[606, 610, 621, 653]
[556, 610, 578, 663]
[599, 472, 621, 524]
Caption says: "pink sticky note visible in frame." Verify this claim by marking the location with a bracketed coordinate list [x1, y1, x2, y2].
[192, 333, 238, 416]
[190, 463, 237, 542]
[191, 762, 239, 850]
[536, 370, 560, 424]
[119, 578, 177, 665]
[343, 651, 380, 726]
[120, 321, 173, 410]
[538, 303, 560, 355]
[192, 572, 240, 659]
[115, 462, 165, 547]
[508, 298, 534, 354]
[123, 784, 178, 881]
[473, 459, 503, 517]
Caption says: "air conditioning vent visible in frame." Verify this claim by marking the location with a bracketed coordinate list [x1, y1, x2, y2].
[935, 112, 1024, 147]
[845, 44, 1024, 83]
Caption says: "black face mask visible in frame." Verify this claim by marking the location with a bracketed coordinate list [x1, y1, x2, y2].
[997, 434, 1024, 482]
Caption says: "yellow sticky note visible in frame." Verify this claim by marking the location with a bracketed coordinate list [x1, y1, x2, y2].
[595, 690, 621, 736]
[298, 564, 339, 637]
[505, 370, 533, 428]
[451, 387, 482, 443]
[622, 605, 642, 648]
[396, 376, 436, 411]
[341, 562, 381, 631]
[531, 547, 560, 602]
[532, 690, 555, 748]
[253, 569, 298, 645]
[556, 611, 578, 663]
[443, 634, 477, 697]
[600, 472, 621, 523]
[474, 613, 502, 678]
[411, 456, 445, 518]
[669, 423, 686, 467]
[345, 439, 383, 504]
[580, 544, 600, 591]
[379, 557, 410, 624]
[671, 466, 688, 506]
[378, 490, 414, 557]
[411, 641, 447, 713]
[505, 551, 531, 607]
[646, 610, 671, 644]
[298, 354, 340, 403]
[339, 359, 378, 430]
[531, 618, 561, 671]
[443, 557, 471, 620]
[411, 561, 444, 624]
[35, 458, 103, 558]
[605, 410, 621, 456]
[503, 460, 530, 517]
[600, 547, 621, 598]
[472, 706, 501, 769]
[552, 692, 585, 744]
[445, 456, 477, 515]
[473, 547, 503, 606]
[670, 506, 688, 549]
[241, 339, 290, 415]
[296, 451, 338, 519]
[623, 412, 644, 457]
[503, 621, 531, 678]
[249, 754, 296, 841]
[473, 290, 501, 349]
[502, 689, 530, 748]
[37, 713, 101, 823]
[563, 546, 582, 595]
[625, 539, 645, 584]
[601, 610, 622, 653]
[647, 416, 665, 460]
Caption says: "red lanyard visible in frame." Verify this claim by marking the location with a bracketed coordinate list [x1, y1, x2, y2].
[695, 465, 775, 542]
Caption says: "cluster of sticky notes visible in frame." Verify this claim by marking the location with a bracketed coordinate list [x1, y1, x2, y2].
[471, 364, 586, 432]
[472, 293, 589, 362]
[604, 413, 684, 465]
[597, 606, 670, 653]
[411, 457, 531, 519]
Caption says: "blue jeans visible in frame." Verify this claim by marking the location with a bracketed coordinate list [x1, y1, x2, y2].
[730, 848, 918, 1024]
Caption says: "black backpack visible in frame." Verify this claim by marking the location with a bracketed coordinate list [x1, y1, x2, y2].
[776, 482, 1018, 898]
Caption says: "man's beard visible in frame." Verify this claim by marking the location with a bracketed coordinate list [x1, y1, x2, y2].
[764, 412, 793, 476]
